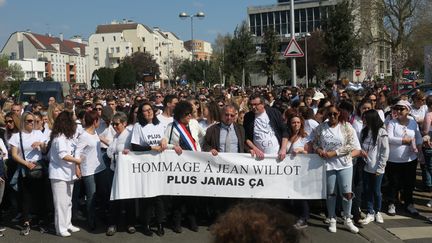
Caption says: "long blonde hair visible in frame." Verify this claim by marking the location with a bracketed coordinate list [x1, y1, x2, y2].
[47, 103, 64, 129]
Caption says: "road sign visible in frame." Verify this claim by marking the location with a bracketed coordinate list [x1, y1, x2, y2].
[403, 69, 410, 75]
[380, 73, 385, 79]
[355, 70, 361, 77]
[283, 38, 304, 57]
[91, 74, 100, 89]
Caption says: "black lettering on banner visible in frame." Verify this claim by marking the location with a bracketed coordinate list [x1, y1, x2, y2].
[249, 178, 264, 188]
[204, 162, 213, 173]
[167, 175, 197, 184]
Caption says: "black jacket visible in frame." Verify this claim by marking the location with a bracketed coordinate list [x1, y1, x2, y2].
[202, 123, 246, 153]
[243, 107, 288, 149]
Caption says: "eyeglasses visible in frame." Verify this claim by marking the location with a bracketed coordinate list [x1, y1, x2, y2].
[225, 113, 236, 118]
[25, 119, 34, 123]
[156, 95, 162, 98]
[184, 112, 192, 117]
[5, 120, 14, 124]
[249, 102, 261, 107]
[328, 112, 339, 117]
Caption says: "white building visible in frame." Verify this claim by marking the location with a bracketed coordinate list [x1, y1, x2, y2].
[247, 0, 392, 82]
[8, 58, 46, 80]
[86, 20, 191, 83]
[0, 31, 88, 83]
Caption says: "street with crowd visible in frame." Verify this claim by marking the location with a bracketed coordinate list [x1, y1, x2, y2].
[0, 80, 431, 242]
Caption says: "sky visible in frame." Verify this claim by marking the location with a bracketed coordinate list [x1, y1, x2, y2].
[0, 0, 276, 48]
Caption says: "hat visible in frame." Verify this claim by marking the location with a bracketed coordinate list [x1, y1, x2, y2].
[312, 92, 325, 101]
[83, 100, 92, 106]
[394, 100, 411, 111]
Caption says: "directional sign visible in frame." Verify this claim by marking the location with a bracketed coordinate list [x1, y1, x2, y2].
[91, 74, 100, 89]
[355, 70, 361, 77]
[283, 38, 304, 57]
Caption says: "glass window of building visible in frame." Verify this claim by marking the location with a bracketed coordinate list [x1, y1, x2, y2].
[281, 10, 288, 35]
[256, 14, 262, 36]
[275, 11, 281, 34]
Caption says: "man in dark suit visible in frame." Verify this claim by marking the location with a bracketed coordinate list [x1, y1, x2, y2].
[203, 104, 246, 154]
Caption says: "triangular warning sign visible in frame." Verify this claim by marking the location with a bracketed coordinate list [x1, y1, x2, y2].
[283, 38, 304, 57]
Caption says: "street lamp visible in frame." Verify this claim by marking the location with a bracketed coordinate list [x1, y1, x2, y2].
[302, 32, 311, 88]
[179, 11, 205, 61]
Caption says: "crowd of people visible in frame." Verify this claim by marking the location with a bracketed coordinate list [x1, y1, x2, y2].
[0, 80, 431, 240]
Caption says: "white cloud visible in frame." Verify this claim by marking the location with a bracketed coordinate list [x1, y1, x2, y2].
[0, 0, 6, 7]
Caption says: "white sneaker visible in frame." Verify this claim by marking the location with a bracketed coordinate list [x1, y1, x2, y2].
[57, 231, 71, 237]
[68, 225, 80, 233]
[360, 213, 374, 225]
[375, 212, 384, 224]
[406, 204, 419, 215]
[344, 218, 359, 234]
[387, 204, 396, 216]
[328, 218, 337, 233]
[426, 200, 432, 208]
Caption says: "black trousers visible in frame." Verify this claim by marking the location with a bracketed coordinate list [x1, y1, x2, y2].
[18, 175, 47, 223]
[141, 197, 165, 225]
[108, 199, 136, 226]
[172, 196, 198, 226]
[386, 160, 417, 206]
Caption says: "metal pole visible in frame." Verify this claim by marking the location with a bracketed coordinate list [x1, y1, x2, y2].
[190, 16, 194, 61]
[290, 0, 296, 87]
[305, 35, 308, 88]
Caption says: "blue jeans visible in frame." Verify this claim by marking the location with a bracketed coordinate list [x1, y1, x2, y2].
[422, 147, 432, 189]
[326, 167, 354, 219]
[363, 172, 384, 214]
[82, 173, 98, 228]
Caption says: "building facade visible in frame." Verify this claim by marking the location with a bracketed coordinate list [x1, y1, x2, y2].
[247, 0, 392, 81]
[184, 40, 213, 61]
[8, 58, 46, 80]
[0, 31, 88, 83]
[86, 20, 191, 83]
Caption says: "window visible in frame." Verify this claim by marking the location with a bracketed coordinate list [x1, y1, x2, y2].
[142, 37, 145, 42]
[94, 48, 99, 55]
[138, 46, 141, 52]
[116, 47, 120, 53]
[102, 37, 105, 42]
[95, 59, 99, 66]
[113, 36, 116, 41]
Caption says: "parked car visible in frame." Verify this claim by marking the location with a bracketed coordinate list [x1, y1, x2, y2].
[405, 83, 432, 98]
[391, 81, 416, 95]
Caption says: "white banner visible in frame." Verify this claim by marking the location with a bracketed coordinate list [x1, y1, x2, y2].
[110, 151, 326, 200]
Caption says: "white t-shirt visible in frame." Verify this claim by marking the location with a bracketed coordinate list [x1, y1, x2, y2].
[411, 105, 428, 123]
[304, 119, 319, 136]
[131, 122, 165, 147]
[387, 118, 422, 163]
[9, 130, 46, 162]
[253, 111, 280, 155]
[316, 123, 361, 171]
[48, 134, 77, 181]
[287, 136, 309, 154]
[75, 130, 106, 176]
[157, 113, 173, 134]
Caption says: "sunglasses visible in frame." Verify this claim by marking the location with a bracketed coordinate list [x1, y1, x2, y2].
[184, 112, 192, 117]
[393, 106, 406, 111]
[25, 119, 34, 123]
[328, 112, 339, 117]
[5, 120, 14, 124]
[156, 95, 162, 98]
[111, 122, 121, 126]
[95, 108, 103, 111]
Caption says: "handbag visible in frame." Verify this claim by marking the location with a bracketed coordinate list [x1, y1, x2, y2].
[19, 132, 46, 179]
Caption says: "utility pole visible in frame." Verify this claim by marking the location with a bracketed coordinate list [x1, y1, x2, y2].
[290, 0, 296, 87]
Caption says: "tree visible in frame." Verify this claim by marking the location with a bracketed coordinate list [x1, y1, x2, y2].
[8, 63, 24, 81]
[93, 67, 115, 89]
[261, 28, 280, 86]
[225, 21, 255, 86]
[123, 52, 159, 82]
[275, 60, 291, 85]
[323, 0, 361, 80]
[114, 62, 136, 89]
[212, 33, 232, 86]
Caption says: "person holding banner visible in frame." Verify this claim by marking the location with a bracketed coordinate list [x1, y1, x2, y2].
[130, 102, 167, 236]
[47, 110, 82, 237]
[75, 110, 106, 230]
[312, 105, 361, 234]
[105, 112, 137, 236]
[243, 93, 288, 160]
[285, 112, 312, 229]
[165, 100, 206, 233]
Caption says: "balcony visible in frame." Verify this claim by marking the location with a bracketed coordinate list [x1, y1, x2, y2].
[108, 52, 122, 59]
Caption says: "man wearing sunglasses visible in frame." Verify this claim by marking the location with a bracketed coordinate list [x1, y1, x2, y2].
[203, 104, 246, 155]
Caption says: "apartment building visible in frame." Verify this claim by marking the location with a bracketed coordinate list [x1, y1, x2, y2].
[1, 31, 88, 83]
[86, 20, 191, 82]
[184, 40, 213, 61]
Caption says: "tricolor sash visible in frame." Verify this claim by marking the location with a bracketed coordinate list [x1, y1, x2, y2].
[173, 121, 197, 151]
